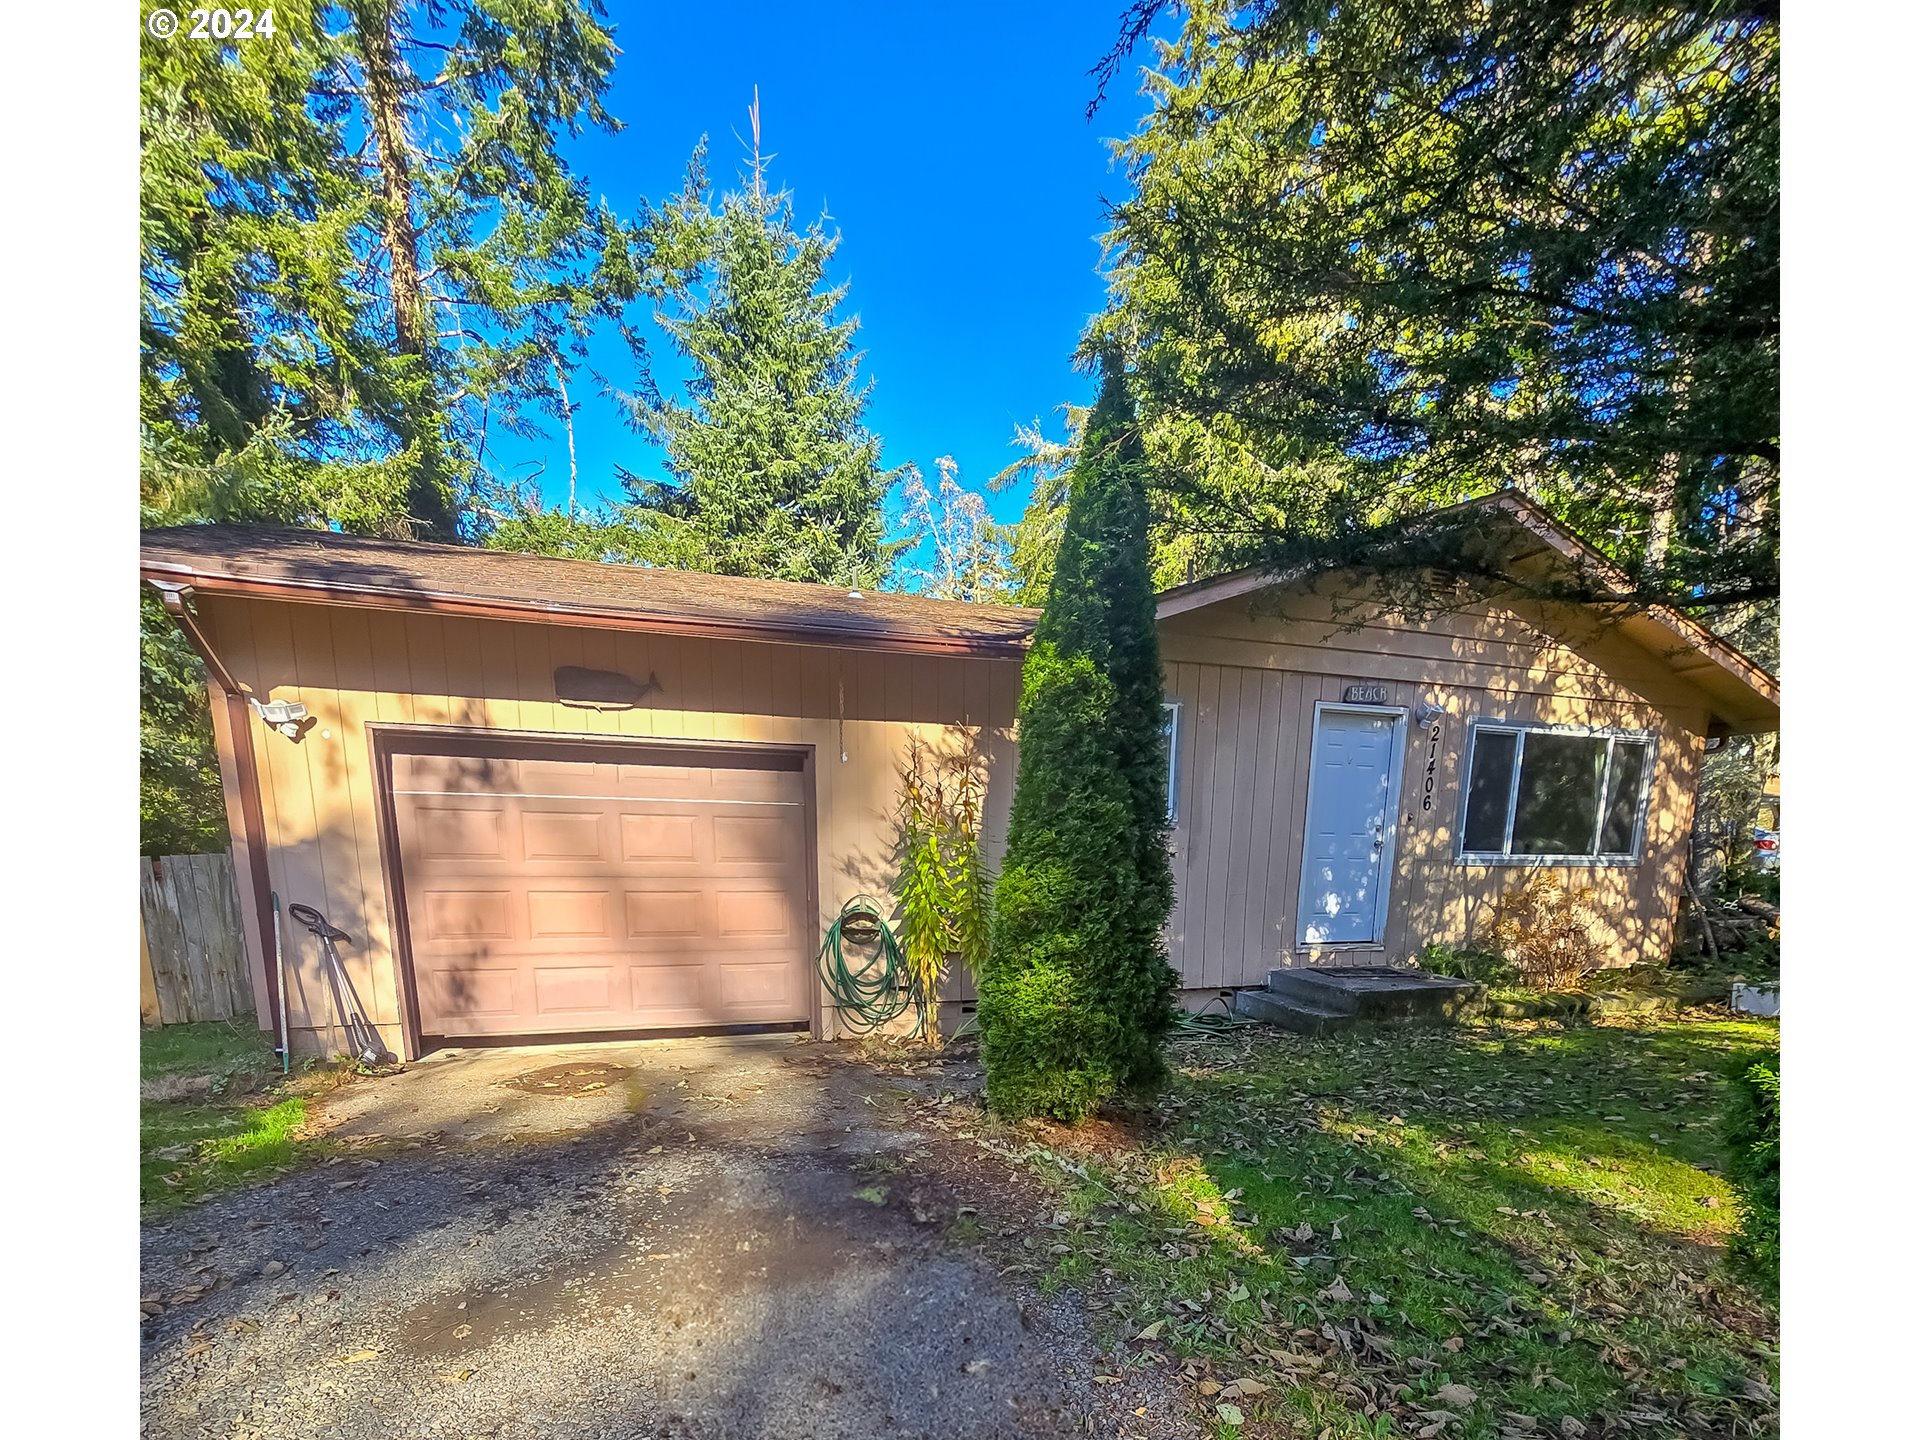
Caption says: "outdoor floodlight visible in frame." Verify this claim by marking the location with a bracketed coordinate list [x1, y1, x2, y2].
[251, 697, 311, 740]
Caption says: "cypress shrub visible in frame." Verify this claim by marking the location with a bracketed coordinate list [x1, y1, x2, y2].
[1722, 1051, 1780, 1292]
[977, 358, 1178, 1121]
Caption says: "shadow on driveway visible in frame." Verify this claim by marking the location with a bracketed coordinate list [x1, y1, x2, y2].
[140, 1036, 1197, 1439]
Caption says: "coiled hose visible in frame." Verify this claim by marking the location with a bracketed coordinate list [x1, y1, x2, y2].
[816, 894, 917, 1034]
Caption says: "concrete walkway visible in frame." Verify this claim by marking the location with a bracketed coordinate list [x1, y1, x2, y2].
[140, 1036, 1196, 1440]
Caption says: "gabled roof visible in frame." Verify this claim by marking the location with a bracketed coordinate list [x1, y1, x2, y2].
[139, 524, 1040, 658]
[1154, 491, 1780, 735]
[141, 495, 1779, 732]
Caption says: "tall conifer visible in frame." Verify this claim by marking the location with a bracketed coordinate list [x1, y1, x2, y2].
[620, 151, 906, 587]
[978, 358, 1178, 1122]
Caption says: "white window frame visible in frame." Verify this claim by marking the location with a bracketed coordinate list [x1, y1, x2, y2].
[1161, 701, 1181, 822]
[1455, 719, 1657, 866]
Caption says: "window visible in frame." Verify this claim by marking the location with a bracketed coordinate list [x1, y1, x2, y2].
[1458, 723, 1653, 862]
[1162, 702, 1181, 822]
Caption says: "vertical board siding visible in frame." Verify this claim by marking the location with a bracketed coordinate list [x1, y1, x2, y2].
[140, 853, 255, 1024]
[210, 599, 1023, 1055]
[1154, 575, 1730, 992]
[201, 574, 1734, 1043]
[1158, 643, 1710, 989]
[1241, 672, 1283, 978]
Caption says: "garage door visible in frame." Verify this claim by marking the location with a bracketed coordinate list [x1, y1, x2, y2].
[389, 740, 812, 1039]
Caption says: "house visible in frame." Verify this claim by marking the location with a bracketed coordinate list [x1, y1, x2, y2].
[141, 493, 1778, 1058]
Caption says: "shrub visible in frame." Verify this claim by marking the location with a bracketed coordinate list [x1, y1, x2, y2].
[1722, 1051, 1780, 1292]
[1481, 872, 1609, 988]
[1416, 942, 1517, 987]
[978, 358, 1178, 1121]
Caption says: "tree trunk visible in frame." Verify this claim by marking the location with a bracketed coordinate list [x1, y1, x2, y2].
[353, 0, 424, 358]
[350, 0, 455, 539]
[1644, 479, 1676, 571]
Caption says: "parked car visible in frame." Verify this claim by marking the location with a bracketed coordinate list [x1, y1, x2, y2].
[1750, 827, 1780, 873]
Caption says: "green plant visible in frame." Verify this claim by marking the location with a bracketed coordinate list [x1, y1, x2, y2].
[892, 733, 995, 1039]
[1482, 873, 1609, 989]
[1722, 1051, 1780, 1292]
[1715, 861, 1780, 910]
[978, 358, 1179, 1122]
[140, 1021, 327, 1210]
[1415, 942, 1516, 987]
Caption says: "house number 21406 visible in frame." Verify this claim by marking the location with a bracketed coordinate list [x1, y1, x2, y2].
[1420, 719, 1443, 812]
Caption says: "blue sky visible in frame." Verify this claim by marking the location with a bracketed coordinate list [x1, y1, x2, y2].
[480, 1, 1164, 536]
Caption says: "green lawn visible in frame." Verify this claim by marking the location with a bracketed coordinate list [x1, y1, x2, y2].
[140, 1020, 323, 1211]
[1014, 1015, 1779, 1439]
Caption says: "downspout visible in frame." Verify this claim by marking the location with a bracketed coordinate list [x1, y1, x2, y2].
[150, 581, 281, 1033]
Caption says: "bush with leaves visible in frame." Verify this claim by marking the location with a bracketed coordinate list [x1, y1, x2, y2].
[1481, 873, 1609, 989]
[1415, 942, 1517, 988]
[140, 589, 229, 857]
[978, 360, 1178, 1121]
[891, 733, 995, 1039]
[1722, 1052, 1780, 1292]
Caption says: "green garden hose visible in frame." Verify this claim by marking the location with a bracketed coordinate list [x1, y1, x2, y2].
[817, 895, 916, 1034]
[1170, 995, 1261, 1040]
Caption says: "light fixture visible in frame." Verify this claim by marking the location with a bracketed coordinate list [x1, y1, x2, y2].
[250, 697, 311, 740]
[1413, 698, 1445, 726]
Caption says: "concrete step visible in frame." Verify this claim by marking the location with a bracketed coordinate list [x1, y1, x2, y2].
[1264, 967, 1483, 1022]
[1264, 969, 1363, 1014]
[1232, 988, 1359, 1036]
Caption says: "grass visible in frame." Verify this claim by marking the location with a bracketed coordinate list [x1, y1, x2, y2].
[140, 1020, 331, 1211]
[1002, 1014, 1780, 1439]
[141, 1017, 280, 1088]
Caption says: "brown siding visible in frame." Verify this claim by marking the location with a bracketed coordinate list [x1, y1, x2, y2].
[202, 597, 1020, 1057]
[1161, 584, 1711, 992]
[197, 572, 1730, 1045]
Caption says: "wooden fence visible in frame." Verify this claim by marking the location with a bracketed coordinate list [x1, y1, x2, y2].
[140, 853, 255, 1025]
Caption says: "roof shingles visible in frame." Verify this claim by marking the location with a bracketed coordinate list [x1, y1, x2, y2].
[140, 525, 1040, 657]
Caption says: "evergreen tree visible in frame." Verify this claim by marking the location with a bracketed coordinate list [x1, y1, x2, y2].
[978, 360, 1179, 1122]
[1090, 0, 1779, 610]
[139, 0, 641, 852]
[140, 0, 640, 539]
[621, 148, 906, 587]
[990, 408, 1086, 605]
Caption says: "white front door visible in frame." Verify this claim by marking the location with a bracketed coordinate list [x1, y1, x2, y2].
[1298, 705, 1405, 946]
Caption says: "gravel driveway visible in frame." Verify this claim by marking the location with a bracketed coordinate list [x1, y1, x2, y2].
[140, 1036, 1198, 1440]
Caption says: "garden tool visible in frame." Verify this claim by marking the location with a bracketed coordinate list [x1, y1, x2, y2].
[288, 903, 393, 1066]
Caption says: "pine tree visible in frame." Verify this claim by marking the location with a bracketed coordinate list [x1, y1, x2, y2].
[139, 0, 640, 852]
[140, 0, 639, 540]
[1091, 0, 1779, 611]
[977, 359, 1179, 1122]
[621, 147, 906, 587]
